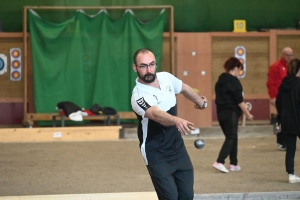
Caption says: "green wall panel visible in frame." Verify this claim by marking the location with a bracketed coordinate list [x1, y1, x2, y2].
[0, 0, 300, 32]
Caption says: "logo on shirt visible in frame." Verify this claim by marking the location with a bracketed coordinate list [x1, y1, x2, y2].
[153, 94, 162, 104]
[136, 97, 151, 111]
[166, 85, 172, 94]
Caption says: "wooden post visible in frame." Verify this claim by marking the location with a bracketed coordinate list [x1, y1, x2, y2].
[23, 6, 28, 119]
[169, 6, 174, 75]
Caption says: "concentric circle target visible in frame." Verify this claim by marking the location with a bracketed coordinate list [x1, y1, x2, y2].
[12, 60, 21, 69]
[0, 58, 4, 71]
[10, 48, 22, 81]
[235, 46, 246, 78]
[236, 48, 245, 56]
[11, 49, 21, 58]
[12, 71, 20, 79]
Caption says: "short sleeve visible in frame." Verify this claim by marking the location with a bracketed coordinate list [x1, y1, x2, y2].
[131, 91, 155, 118]
[162, 72, 182, 94]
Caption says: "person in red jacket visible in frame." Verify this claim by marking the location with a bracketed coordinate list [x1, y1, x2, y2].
[267, 47, 293, 150]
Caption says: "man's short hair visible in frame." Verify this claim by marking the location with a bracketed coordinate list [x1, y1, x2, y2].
[133, 48, 153, 65]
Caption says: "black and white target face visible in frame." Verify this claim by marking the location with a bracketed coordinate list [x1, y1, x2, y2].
[0, 58, 4, 71]
[246, 102, 252, 111]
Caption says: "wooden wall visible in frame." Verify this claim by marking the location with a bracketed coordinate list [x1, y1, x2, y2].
[1, 30, 300, 126]
[175, 31, 300, 127]
[176, 33, 212, 127]
[268, 31, 300, 115]
[0, 34, 24, 100]
[277, 35, 300, 58]
[211, 36, 269, 95]
[210, 34, 270, 124]
[0, 33, 25, 125]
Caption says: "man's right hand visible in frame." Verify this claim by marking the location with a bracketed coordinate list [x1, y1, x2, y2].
[270, 98, 276, 106]
[174, 117, 195, 136]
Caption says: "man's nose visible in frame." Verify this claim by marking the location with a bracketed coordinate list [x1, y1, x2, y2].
[146, 66, 152, 72]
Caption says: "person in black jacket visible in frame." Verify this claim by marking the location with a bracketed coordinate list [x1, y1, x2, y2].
[213, 57, 253, 173]
[276, 58, 300, 183]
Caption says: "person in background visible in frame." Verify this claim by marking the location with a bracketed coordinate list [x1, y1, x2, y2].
[276, 58, 300, 184]
[213, 57, 253, 173]
[267, 47, 293, 151]
[131, 48, 207, 200]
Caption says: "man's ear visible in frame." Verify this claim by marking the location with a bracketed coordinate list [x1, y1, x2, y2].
[132, 64, 137, 72]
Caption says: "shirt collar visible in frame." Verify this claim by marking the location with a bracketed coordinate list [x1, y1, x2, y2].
[135, 77, 161, 93]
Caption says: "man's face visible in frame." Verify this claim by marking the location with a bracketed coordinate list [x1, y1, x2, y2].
[134, 52, 156, 83]
[282, 49, 293, 63]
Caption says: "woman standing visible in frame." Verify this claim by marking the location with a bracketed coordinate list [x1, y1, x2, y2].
[276, 58, 300, 183]
[213, 57, 253, 173]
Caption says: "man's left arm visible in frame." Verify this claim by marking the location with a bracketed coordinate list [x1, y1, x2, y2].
[180, 83, 207, 109]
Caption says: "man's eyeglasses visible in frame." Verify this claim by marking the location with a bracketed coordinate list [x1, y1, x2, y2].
[284, 54, 293, 57]
[137, 62, 156, 70]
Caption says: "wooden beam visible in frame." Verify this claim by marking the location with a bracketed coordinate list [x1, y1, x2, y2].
[0, 192, 157, 200]
[211, 94, 269, 100]
[169, 6, 174, 75]
[23, 6, 28, 118]
[0, 98, 23, 103]
[119, 112, 136, 119]
[0, 32, 24, 38]
[24, 5, 173, 10]
[25, 112, 137, 121]
[0, 126, 122, 142]
[211, 32, 270, 37]
[22, 112, 137, 128]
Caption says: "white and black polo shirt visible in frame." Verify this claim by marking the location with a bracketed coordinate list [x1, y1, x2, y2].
[131, 72, 188, 165]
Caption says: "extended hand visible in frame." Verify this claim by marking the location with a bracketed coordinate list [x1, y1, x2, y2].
[195, 96, 208, 110]
[246, 114, 254, 120]
[175, 118, 195, 135]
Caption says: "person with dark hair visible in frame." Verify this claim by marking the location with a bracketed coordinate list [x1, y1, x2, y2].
[276, 58, 300, 183]
[213, 57, 253, 173]
[267, 47, 293, 151]
[131, 48, 208, 199]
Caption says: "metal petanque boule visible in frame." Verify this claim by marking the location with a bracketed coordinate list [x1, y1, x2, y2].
[194, 139, 205, 149]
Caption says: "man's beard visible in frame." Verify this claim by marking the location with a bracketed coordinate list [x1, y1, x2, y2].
[137, 71, 156, 83]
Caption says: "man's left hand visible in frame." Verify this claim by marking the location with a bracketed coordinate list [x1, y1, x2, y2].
[195, 96, 208, 110]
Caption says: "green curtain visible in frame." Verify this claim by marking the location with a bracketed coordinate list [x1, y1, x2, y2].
[29, 9, 165, 113]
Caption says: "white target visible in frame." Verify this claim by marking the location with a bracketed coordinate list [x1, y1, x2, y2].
[0, 54, 7, 75]
[235, 46, 246, 78]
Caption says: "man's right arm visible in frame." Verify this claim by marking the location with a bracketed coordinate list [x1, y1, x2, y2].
[275, 87, 283, 124]
[266, 64, 278, 106]
[145, 106, 194, 135]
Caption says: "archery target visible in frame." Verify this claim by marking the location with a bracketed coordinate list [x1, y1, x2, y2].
[0, 54, 7, 75]
[235, 46, 246, 78]
[10, 48, 22, 81]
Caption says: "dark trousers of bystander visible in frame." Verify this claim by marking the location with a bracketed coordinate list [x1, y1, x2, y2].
[216, 110, 240, 165]
[285, 134, 300, 174]
[277, 132, 286, 146]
